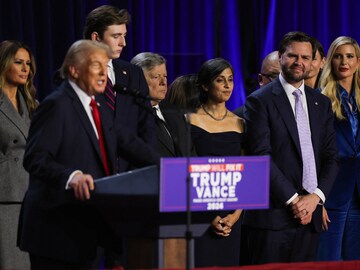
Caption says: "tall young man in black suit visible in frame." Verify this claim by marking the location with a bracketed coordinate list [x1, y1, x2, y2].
[83, 7, 160, 268]
[84, 5, 157, 173]
[242, 32, 339, 264]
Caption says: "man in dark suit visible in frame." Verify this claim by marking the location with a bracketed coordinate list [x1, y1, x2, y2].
[242, 32, 339, 264]
[83, 7, 159, 267]
[131, 52, 195, 268]
[84, 5, 156, 172]
[18, 40, 158, 269]
[131, 52, 194, 158]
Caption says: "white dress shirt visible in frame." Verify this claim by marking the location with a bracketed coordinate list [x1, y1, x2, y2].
[279, 74, 325, 204]
[107, 60, 115, 85]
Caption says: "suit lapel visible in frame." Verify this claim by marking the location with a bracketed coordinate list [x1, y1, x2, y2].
[332, 103, 360, 153]
[355, 124, 360, 153]
[155, 116, 176, 156]
[272, 83, 302, 156]
[65, 84, 103, 164]
[163, 115, 180, 156]
[0, 91, 30, 139]
[113, 60, 130, 117]
[95, 93, 114, 120]
[99, 103, 116, 173]
[305, 88, 321, 156]
[161, 104, 187, 156]
[336, 118, 356, 151]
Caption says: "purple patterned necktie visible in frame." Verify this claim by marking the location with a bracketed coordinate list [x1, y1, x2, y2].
[104, 76, 116, 111]
[293, 89, 317, 193]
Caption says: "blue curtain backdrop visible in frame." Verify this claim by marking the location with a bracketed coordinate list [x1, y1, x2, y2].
[1, 0, 360, 110]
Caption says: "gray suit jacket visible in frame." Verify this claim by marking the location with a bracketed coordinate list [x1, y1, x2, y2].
[0, 90, 31, 202]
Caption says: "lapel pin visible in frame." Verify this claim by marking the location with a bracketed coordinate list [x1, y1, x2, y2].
[122, 70, 127, 75]
[315, 102, 318, 105]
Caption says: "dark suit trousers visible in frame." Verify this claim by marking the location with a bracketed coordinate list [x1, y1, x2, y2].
[242, 224, 320, 265]
[30, 254, 93, 270]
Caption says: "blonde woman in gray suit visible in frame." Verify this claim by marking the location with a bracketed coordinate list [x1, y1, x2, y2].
[0, 40, 37, 269]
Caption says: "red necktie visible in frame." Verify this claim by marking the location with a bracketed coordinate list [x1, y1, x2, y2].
[89, 99, 111, 176]
[104, 77, 116, 111]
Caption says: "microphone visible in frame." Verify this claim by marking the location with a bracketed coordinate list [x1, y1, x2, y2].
[114, 84, 152, 100]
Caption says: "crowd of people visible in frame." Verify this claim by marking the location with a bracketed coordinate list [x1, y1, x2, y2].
[1, 4, 360, 270]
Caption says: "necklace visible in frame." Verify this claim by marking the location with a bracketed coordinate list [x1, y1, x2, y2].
[202, 105, 228, 121]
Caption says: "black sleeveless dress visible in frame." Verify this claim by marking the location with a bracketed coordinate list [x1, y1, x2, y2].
[191, 125, 243, 156]
[191, 124, 244, 267]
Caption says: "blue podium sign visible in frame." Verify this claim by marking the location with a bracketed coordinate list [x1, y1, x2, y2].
[160, 156, 270, 212]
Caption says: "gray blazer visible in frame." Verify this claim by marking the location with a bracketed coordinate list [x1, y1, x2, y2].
[0, 90, 31, 202]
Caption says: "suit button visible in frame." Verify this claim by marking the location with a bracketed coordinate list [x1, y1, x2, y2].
[14, 157, 19, 162]
[13, 139, 18, 144]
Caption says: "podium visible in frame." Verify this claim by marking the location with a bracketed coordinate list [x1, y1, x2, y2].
[92, 165, 213, 268]
[92, 156, 269, 268]
[93, 165, 214, 238]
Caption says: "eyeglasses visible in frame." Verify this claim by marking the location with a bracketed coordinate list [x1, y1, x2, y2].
[260, 72, 279, 82]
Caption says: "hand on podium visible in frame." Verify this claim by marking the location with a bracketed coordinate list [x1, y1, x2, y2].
[69, 173, 95, 201]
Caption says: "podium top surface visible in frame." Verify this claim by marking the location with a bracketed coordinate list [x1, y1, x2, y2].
[94, 165, 159, 196]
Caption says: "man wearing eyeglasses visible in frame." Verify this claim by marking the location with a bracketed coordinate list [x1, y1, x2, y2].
[234, 51, 281, 117]
[258, 50, 281, 87]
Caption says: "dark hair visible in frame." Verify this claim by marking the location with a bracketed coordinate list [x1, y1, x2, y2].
[278, 31, 314, 57]
[312, 37, 325, 59]
[167, 74, 200, 110]
[0, 40, 37, 115]
[197, 58, 234, 103]
[311, 36, 325, 88]
[83, 5, 131, 39]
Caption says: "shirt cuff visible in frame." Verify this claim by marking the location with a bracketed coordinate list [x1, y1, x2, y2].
[285, 193, 299, 205]
[314, 188, 325, 204]
[65, 170, 83, 190]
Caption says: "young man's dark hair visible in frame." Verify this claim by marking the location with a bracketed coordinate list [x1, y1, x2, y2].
[83, 5, 131, 39]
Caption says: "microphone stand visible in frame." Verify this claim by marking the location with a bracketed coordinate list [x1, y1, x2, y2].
[184, 111, 193, 270]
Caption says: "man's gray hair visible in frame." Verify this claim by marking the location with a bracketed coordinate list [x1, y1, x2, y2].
[131, 52, 166, 71]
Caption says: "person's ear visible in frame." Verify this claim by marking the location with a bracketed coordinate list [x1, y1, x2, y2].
[69, 65, 79, 79]
[258, 74, 264, 86]
[320, 57, 326, 69]
[91, 32, 101, 42]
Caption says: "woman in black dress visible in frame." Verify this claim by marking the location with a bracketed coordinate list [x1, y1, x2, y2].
[190, 58, 244, 267]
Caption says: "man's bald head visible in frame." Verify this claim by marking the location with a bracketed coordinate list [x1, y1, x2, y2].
[258, 51, 281, 87]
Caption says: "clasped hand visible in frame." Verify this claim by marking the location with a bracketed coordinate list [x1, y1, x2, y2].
[290, 194, 319, 225]
[211, 209, 242, 237]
